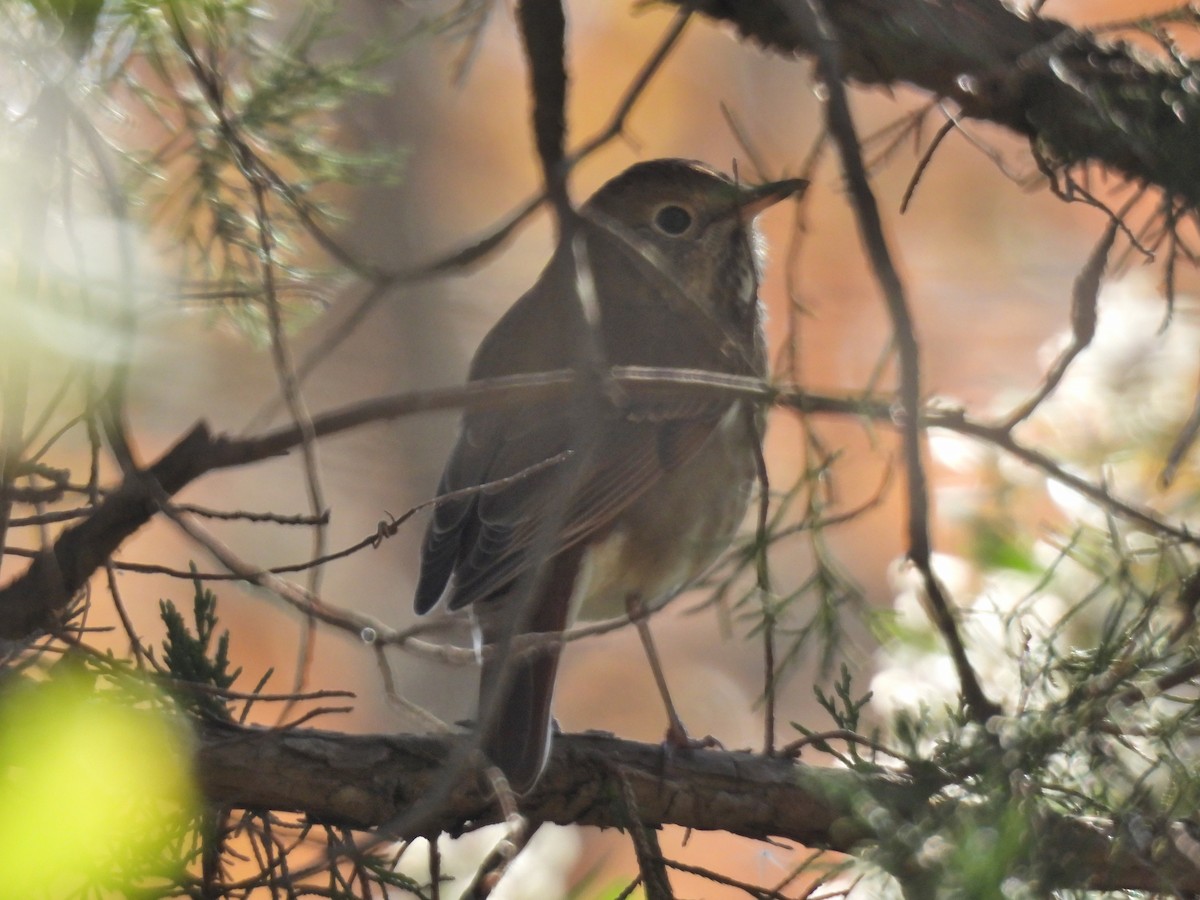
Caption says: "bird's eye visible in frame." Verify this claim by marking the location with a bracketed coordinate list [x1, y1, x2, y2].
[653, 204, 693, 236]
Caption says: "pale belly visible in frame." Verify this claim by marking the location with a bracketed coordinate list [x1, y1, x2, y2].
[575, 403, 758, 619]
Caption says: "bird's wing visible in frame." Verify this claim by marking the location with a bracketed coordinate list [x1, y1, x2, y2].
[414, 222, 756, 615]
[414, 393, 727, 613]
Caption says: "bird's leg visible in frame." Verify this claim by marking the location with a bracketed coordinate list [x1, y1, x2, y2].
[626, 591, 720, 751]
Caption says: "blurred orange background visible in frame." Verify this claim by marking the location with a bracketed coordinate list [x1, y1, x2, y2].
[17, 0, 1197, 895]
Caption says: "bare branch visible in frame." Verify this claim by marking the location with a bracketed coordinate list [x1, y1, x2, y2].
[4, 369, 1195, 640]
[779, 0, 998, 719]
[194, 723, 1200, 894]
[1002, 215, 1119, 428]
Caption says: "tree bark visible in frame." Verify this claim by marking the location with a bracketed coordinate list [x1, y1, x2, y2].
[196, 722, 1200, 893]
[680, 0, 1200, 204]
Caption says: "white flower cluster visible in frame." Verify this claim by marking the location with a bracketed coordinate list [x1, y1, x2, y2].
[875, 275, 1200, 723]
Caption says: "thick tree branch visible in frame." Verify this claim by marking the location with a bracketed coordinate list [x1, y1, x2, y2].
[194, 723, 1200, 893]
[680, 0, 1200, 204]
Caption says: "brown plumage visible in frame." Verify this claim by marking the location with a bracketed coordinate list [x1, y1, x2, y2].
[414, 159, 805, 792]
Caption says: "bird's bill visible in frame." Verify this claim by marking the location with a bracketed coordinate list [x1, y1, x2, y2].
[734, 177, 809, 218]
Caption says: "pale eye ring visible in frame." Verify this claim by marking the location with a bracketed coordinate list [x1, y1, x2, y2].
[652, 204, 693, 236]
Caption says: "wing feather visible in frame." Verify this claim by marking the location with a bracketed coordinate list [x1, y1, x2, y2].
[427, 400, 725, 611]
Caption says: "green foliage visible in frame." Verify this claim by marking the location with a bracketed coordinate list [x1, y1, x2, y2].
[29, 0, 104, 58]
[159, 568, 241, 719]
[970, 518, 1040, 575]
[0, 2, 420, 894]
[807, 286, 1200, 896]
[356, 857, 428, 896]
[788, 664, 881, 771]
[0, 664, 198, 895]
[725, 449, 866, 699]
[111, 0, 404, 338]
[812, 664, 872, 733]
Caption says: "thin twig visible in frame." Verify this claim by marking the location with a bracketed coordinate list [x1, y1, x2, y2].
[617, 768, 674, 900]
[245, 7, 694, 431]
[780, 0, 998, 718]
[1000, 212, 1120, 429]
[114, 451, 571, 581]
[781, 728, 918, 766]
[5, 370, 1199, 641]
[566, 8, 693, 165]
[899, 117, 954, 214]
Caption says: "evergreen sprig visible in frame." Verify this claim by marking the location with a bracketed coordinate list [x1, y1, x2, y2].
[159, 567, 241, 719]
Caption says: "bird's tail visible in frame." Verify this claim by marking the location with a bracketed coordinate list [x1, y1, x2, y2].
[479, 634, 561, 794]
[477, 546, 582, 794]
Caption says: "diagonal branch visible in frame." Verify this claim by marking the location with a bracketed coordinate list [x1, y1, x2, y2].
[247, 8, 691, 431]
[780, 0, 998, 719]
[673, 0, 1200, 205]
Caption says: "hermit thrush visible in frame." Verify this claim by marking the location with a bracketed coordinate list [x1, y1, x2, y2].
[414, 159, 805, 792]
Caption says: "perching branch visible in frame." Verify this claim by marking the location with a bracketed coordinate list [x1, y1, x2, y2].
[194, 722, 1200, 894]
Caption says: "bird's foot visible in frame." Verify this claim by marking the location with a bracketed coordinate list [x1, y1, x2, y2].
[663, 718, 723, 753]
